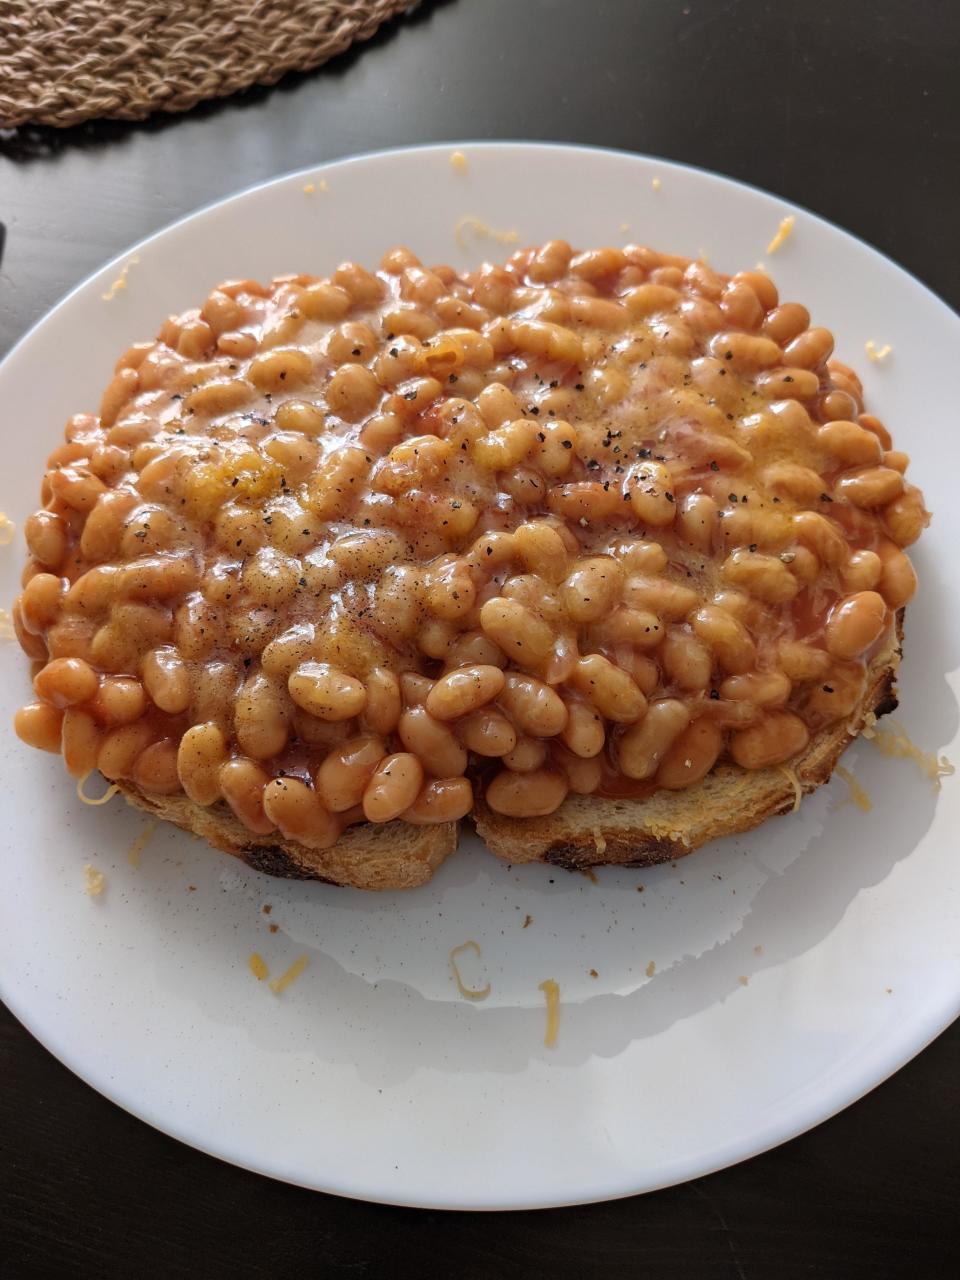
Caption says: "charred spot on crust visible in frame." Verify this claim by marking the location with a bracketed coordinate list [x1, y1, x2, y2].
[544, 835, 680, 869]
[240, 844, 340, 884]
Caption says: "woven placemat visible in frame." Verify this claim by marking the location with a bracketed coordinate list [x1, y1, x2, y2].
[0, 0, 416, 129]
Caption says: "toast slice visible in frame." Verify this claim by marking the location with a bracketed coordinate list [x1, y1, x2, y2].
[472, 616, 902, 872]
[116, 782, 457, 890]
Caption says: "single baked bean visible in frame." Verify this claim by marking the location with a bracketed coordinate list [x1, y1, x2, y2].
[732, 269, 778, 310]
[883, 485, 928, 548]
[815, 419, 883, 466]
[132, 739, 181, 795]
[719, 670, 791, 705]
[24, 511, 68, 569]
[457, 707, 517, 757]
[12, 602, 47, 660]
[719, 279, 764, 329]
[560, 699, 606, 758]
[778, 640, 831, 682]
[609, 538, 669, 573]
[627, 459, 676, 527]
[99, 366, 139, 428]
[97, 721, 155, 780]
[708, 331, 783, 372]
[91, 676, 147, 725]
[398, 706, 468, 777]
[479, 597, 554, 666]
[571, 654, 647, 723]
[617, 699, 690, 780]
[499, 673, 568, 737]
[315, 735, 386, 812]
[783, 327, 834, 369]
[61, 709, 100, 776]
[362, 753, 425, 822]
[235, 672, 290, 759]
[425, 664, 505, 722]
[501, 736, 548, 773]
[141, 646, 190, 714]
[288, 662, 366, 721]
[836, 466, 904, 508]
[547, 481, 621, 523]
[486, 767, 568, 817]
[876, 543, 918, 608]
[722, 549, 799, 604]
[45, 615, 96, 662]
[513, 522, 570, 585]
[402, 777, 474, 824]
[806, 662, 864, 722]
[858, 412, 893, 450]
[730, 711, 810, 769]
[841, 550, 883, 592]
[590, 605, 663, 651]
[690, 605, 757, 674]
[560, 556, 624, 623]
[762, 302, 810, 345]
[14, 702, 64, 753]
[217, 758, 275, 831]
[624, 575, 698, 621]
[361, 667, 402, 735]
[676, 493, 718, 554]
[120, 555, 199, 601]
[623, 283, 680, 317]
[20, 572, 64, 634]
[661, 628, 712, 690]
[177, 722, 228, 805]
[401, 672, 435, 706]
[825, 590, 888, 659]
[333, 261, 385, 306]
[791, 511, 848, 567]
[656, 718, 723, 790]
[553, 745, 603, 794]
[34, 657, 98, 708]
[762, 463, 825, 505]
[263, 777, 339, 848]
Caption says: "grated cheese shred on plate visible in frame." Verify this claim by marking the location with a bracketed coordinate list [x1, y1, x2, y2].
[865, 340, 893, 363]
[249, 952, 269, 982]
[269, 953, 309, 995]
[766, 215, 795, 254]
[127, 819, 157, 867]
[302, 182, 315, 194]
[835, 764, 872, 811]
[651, 176, 662, 191]
[449, 940, 491, 1000]
[77, 773, 121, 806]
[454, 215, 520, 251]
[83, 864, 106, 896]
[101, 257, 139, 301]
[863, 718, 954, 788]
[0, 512, 14, 545]
[778, 765, 803, 812]
[0, 608, 14, 640]
[449, 150, 468, 174]
[538, 979, 560, 1047]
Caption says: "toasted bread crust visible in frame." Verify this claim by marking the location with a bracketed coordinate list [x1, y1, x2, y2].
[472, 616, 903, 871]
[115, 617, 901, 888]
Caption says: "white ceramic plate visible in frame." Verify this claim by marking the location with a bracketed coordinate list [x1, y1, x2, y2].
[2, 144, 959, 1210]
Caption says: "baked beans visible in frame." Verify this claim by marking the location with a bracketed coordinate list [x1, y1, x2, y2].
[14, 243, 925, 848]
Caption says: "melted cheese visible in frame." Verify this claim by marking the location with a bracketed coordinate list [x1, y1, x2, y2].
[83, 864, 106, 896]
[249, 952, 269, 981]
[76, 773, 121, 806]
[453, 215, 520, 250]
[449, 940, 491, 1000]
[835, 764, 872, 811]
[269, 953, 309, 994]
[864, 719, 954, 788]
[766, 215, 795, 254]
[538, 979, 560, 1047]
[127, 819, 157, 867]
[101, 257, 139, 301]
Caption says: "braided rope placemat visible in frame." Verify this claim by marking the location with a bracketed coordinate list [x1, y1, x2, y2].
[0, 0, 416, 129]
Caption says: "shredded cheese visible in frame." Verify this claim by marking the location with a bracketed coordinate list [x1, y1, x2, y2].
[0, 608, 14, 640]
[538, 979, 560, 1048]
[865, 719, 954, 788]
[835, 764, 872, 812]
[101, 256, 139, 301]
[76, 773, 121, 806]
[448, 940, 491, 1000]
[83, 864, 106, 896]
[766, 215, 795, 254]
[449, 150, 468, 174]
[778, 765, 803, 812]
[249, 952, 269, 981]
[651, 176, 662, 191]
[645, 960, 656, 978]
[865, 340, 892, 364]
[127, 819, 157, 867]
[454, 215, 520, 251]
[0, 512, 14, 545]
[302, 182, 315, 194]
[738, 975, 750, 987]
[269, 953, 309, 995]
[592, 826, 607, 856]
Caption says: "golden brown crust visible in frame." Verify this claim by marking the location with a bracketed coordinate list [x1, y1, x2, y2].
[115, 781, 457, 891]
[472, 615, 903, 872]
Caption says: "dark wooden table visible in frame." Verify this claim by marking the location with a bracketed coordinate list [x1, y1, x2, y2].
[2, 1, 958, 1274]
